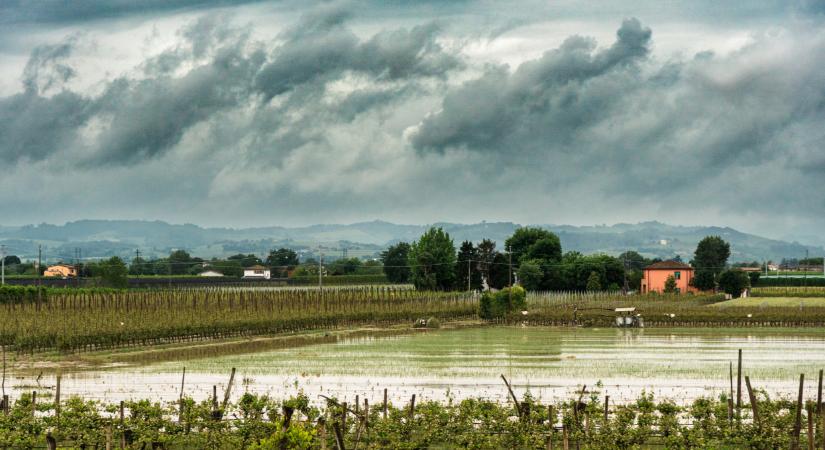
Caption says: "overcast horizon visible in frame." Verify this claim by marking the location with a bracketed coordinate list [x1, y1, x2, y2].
[2, 1, 824, 243]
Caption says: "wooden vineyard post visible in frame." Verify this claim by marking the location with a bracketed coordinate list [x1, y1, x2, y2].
[793, 374, 804, 450]
[745, 376, 760, 428]
[737, 349, 742, 412]
[817, 369, 823, 414]
[333, 422, 346, 450]
[320, 417, 328, 450]
[119, 400, 125, 449]
[221, 367, 236, 411]
[604, 395, 609, 422]
[807, 404, 814, 450]
[562, 424, 569, 450]
[1, 394, 7, 415]
[105, 426, 113, 450]
[408, 394, 416, 422]
[342, 402, 347, 431]
[31, 390, 36, 416]
[547, 405, 554, 450]
[55, 375, 61, 428]
[355, 395, 359, 414]
[364, 398, 369, 429]
[179, 366, 186, 422]
[383, 388, 388, 420]
[501, 374, 522, 420]
[727, 398, 734, 427]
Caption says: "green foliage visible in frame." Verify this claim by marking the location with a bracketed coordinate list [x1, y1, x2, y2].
[748, 271, 761, 286]
[455, 241, 483, 291]
[266, 248, 299, 277]
[691, 236, 731, 290]
[0, 285, 47, 305]
[478, 285, 526, 319]
[327, 257, 362, 276]
[0, 391, 810, 449]
[756, 277, 825, 287]
[381, 242, 412, 283]
[505, 227, 559, 261]
[516, 259, 543, 291]
[97, 256, 128, 288]
[718, 269, 750, 298]
[585, 271, 602, 291]
[663, 274, 677, 293]
[408, 227, 456, 291]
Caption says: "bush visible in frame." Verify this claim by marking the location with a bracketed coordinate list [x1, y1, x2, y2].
[718, 270, 750, 298]
[479, 286, 526, 319]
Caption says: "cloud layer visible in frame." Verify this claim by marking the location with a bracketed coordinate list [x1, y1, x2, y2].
[0, 1, 824, 242]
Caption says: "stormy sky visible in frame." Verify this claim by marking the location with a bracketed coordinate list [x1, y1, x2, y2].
[1, 0, 824, 242]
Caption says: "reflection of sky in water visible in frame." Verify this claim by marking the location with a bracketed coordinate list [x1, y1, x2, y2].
[11, 327, 825, 406]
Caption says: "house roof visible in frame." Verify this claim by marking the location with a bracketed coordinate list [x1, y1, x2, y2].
[244, 265, 268, 270]
[47, 264, 75, 269]
[644, 261, 693, 270]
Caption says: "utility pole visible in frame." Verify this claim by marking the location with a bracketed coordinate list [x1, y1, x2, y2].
[805, 249, 809, 287]
[622, 252, 629, 295]
[1, 244, 5, 286]
[37, 245, 42, 305]
[467, 258, 471, 291]
[319, 252, 324, 290]
[135, 249, 141, 279]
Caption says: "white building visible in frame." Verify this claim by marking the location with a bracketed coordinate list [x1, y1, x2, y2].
[243, 265, 270, 279]
[198, 270, 224, 277]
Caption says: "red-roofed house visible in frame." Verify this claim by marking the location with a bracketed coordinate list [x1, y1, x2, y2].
[640, 261, 698, 294]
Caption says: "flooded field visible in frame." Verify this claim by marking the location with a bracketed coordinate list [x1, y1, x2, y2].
[8, 326, 825, 406]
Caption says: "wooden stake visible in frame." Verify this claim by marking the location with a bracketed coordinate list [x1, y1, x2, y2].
[737, 349, 742, 410]
[179, 366, 186, 422]
[332, 422, 346, 450]
[563, 424, 569, 450]
[817, 369, 823, 414]
[745, 376, 760, 428]
[55, 375, 61, 426]
[547, 405, 554, 450]
[807, 405, 814, 450]
[119, 400, 125, 449]
[31, 390, 36, 416]
[793, 373, 804, 450]
[501, 374, 522, 419]
[408, 394, 416, 422]
[222, 367, 236, 411]
[604, 395, 609, 422]
[106, 426, 113, 450]
[383, 388, 388, 420]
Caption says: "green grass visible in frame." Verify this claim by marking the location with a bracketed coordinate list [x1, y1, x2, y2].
[710, 296, 825, 307]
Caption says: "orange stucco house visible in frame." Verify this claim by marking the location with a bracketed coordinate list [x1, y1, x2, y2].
[640, 261, 698, 294]
[44, 264, 77, 278]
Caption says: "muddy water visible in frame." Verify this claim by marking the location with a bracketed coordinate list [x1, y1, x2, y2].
[8, 327, 825, 407]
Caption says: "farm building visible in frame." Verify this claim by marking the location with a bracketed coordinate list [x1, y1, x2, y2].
[44, 264, 77, 278]
[640, 261, 698, 294]
[243, 265, 270, 279]
[198, 270, 224, 277]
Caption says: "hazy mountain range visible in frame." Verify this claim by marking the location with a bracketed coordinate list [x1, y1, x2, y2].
[0, 220, 821, 263]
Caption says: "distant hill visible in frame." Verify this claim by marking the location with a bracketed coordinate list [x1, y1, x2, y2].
[0, 219, 820, 263]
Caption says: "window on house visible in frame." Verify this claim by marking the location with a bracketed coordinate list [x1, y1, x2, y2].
[674, 271, 681, 280]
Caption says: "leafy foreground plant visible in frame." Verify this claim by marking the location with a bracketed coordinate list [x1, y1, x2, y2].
[0, 388, 819, 449]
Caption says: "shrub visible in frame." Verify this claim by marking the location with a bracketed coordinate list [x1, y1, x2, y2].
[479, 286, 526, 319]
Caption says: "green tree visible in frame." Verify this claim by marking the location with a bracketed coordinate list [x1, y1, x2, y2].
[168, 249, 194, 275]
[479, 286, 526, 319]
[98, 256, 128, 288]
[690, 236, 731, 291]
[718, 269, 750, 298]
[487, 252, 510, 290]
[663, 275, 677, 293]
[329, 257, 362, 275]
[505, 227, 559, 263]
[228, 253, 263, 268]
[266, 248, 299, 277]
[380, 242, 411, 283]
[516, 259, 544, 291]
[618, 251, 649, 271]
[585, 271, 602, 291]
[455, 241, 482, 291]
[408, 227, 456, 291]
[2, 255, 21, 266]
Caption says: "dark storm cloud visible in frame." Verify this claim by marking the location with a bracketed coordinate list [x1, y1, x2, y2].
[254, 7, 460, 100]
[411, 18, 651, 153]
[0, 7, 460, 165]
[0, 0, 268, 25]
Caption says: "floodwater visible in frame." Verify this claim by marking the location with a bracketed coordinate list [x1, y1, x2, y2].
[7, 327, 825, 407]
